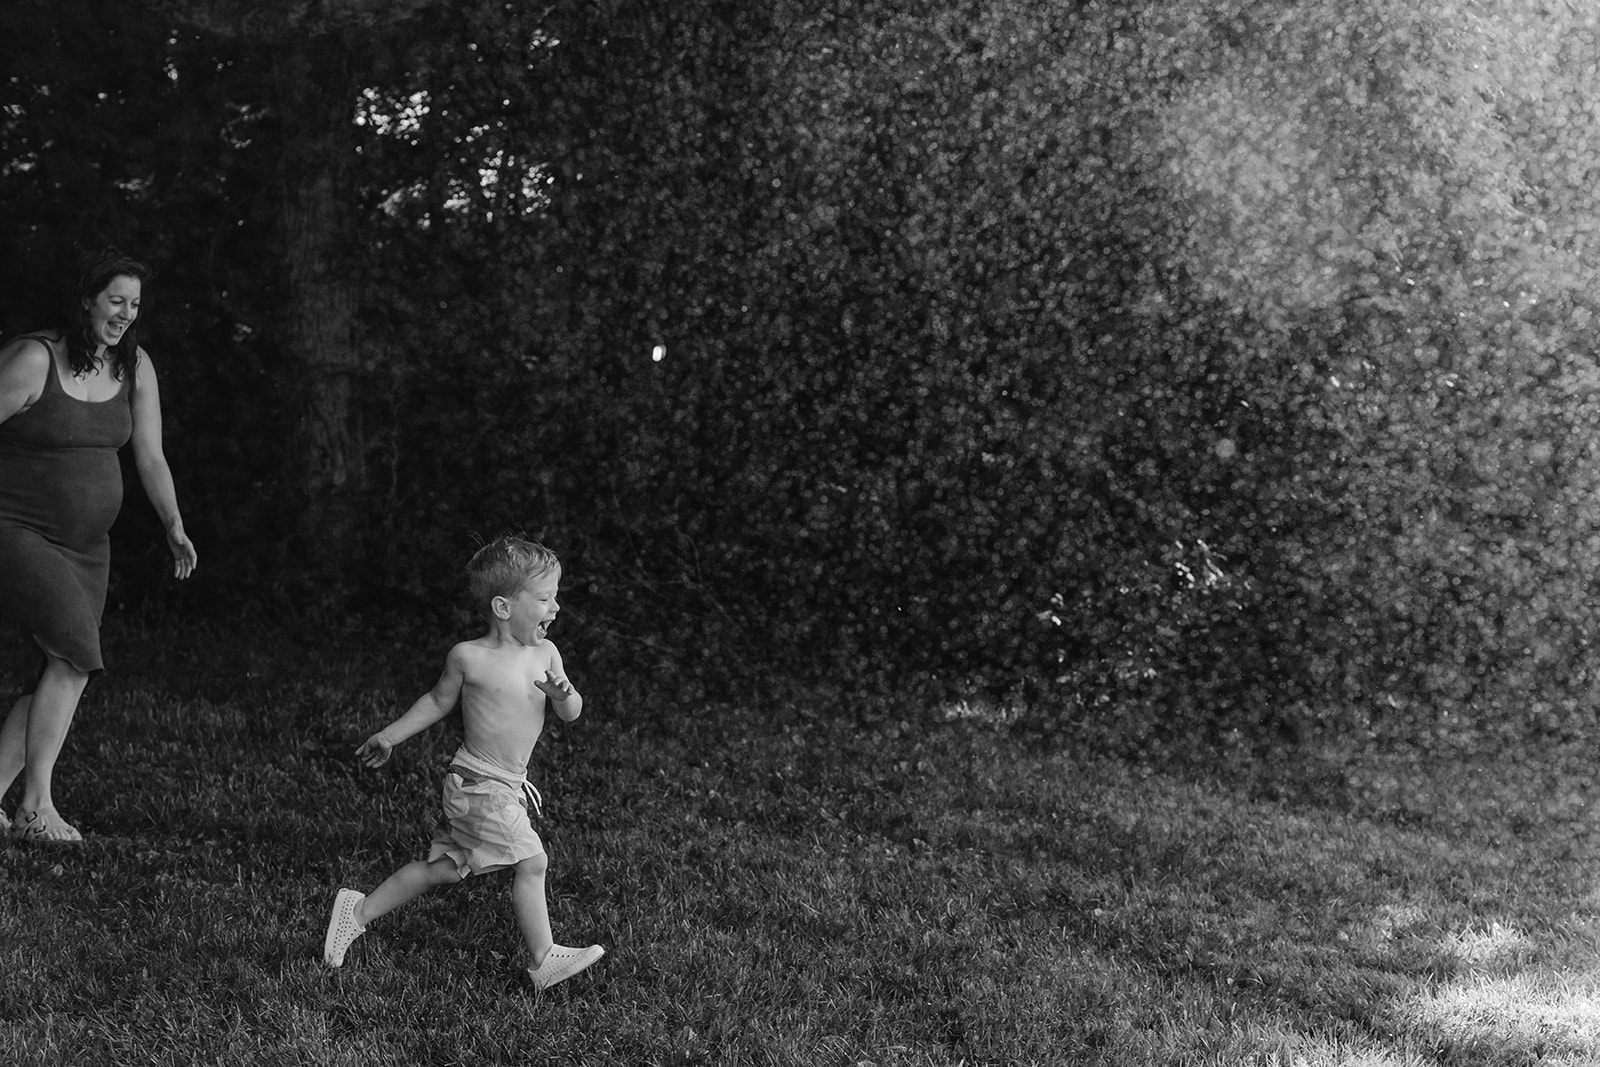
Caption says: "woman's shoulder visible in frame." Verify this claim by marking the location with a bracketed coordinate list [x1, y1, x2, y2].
[0, 333, 55, 374]
[0, 335, 54, 406]
[5, 329, 62, 344]
[2, 329, 61, 352]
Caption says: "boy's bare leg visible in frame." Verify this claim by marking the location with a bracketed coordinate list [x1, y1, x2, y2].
[357, 856, 464, 927]
[517, 850, 603, 989]
[512, 852, 554, 966]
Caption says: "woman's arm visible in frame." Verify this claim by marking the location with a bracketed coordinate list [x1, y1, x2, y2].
[128, 351, 198, 579]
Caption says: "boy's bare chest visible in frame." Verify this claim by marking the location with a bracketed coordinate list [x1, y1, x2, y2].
[462, 649, 549, 708]
[465, 677, 539, 712]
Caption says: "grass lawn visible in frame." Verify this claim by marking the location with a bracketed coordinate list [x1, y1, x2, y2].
[5, 621, 1600, 1065]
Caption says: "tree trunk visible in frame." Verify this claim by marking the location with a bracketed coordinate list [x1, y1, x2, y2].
[275, 35, 365, 584]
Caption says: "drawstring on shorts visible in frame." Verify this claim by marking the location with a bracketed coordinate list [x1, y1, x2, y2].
[448, 764, 544, 818]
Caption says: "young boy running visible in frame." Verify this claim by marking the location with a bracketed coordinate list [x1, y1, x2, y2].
[322, 536, 605, 990]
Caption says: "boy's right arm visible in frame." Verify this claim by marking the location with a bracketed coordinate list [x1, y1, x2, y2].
[356, 645, 469, 768]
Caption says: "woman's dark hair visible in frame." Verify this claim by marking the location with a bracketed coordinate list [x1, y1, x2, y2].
[61, 246, 153, 381]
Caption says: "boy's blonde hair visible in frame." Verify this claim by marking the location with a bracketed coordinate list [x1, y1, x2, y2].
[467, 536, 560, 617]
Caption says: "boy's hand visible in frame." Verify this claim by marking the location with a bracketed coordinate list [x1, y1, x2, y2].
[535, 669, 575, 702]
[356, 733, 394, 768]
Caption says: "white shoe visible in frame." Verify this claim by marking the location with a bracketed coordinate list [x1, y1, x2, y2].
[528, 944, 605, 990]
[323, 888, 366, 967]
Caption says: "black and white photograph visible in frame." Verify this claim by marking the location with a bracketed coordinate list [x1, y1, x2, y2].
[2, 2, 1598, 1064]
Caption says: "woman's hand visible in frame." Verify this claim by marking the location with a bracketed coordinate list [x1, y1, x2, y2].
[166, 518, 198, 580]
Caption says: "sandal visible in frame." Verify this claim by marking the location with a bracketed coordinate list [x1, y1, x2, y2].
[12, 807, 83, 844]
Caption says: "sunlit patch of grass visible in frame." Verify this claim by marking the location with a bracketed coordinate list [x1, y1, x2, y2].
[1389, 973, 1600, 1064]
[1436, 922, 1534, 971]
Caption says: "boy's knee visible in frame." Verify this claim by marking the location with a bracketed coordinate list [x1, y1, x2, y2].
[430, 858, 467, 885]
[514, 853, 548, 878]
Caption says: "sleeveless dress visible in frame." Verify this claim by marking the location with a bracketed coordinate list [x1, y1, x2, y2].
[0, 333, 132, 692]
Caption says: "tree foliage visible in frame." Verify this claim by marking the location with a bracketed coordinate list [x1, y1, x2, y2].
[4, 0, 1599, 755]
[537, 0, 1600, 751]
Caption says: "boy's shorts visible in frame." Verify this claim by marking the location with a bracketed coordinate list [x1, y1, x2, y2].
[427, 766, 545, 876]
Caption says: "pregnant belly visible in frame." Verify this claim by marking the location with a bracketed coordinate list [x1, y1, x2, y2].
[0, 449, 124, 549]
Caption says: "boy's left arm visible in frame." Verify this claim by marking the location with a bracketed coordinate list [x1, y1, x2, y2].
[536, 644, 583, 722]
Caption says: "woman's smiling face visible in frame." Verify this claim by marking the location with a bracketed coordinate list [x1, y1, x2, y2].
[86, 274, 141, 349]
